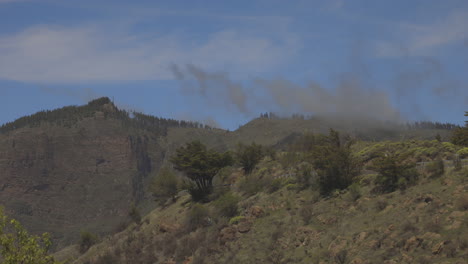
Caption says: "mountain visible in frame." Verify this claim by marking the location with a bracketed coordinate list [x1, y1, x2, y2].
[0, 97, 220, 249]
[0, 97, 461, 253]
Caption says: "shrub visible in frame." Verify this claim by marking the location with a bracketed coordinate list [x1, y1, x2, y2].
[295, 163, 316, 190]
[0, 208, 62, 264]
[213, 192, 240, 218]
[237, 174, 266, 196]
[278, 152, 303, 169]
[150, 166, 179, 203]
[185, 204, 210, 231]
[267, 178, 287, 193]
[229, 216, 246, 225]
[346, 183, 361, 202]
[310, 129, 362, 196]
[79, 231, 98, 253]
[451, 127, 468, 147]
[235, 143, 264, 174]
[425, 158, 445, 178]
[128, 204, 141, 224]
[208, 167, 233, 201]
[373, 153, 418, 193]
[457, 147, 468, 158]
[175, 232, 204, 262]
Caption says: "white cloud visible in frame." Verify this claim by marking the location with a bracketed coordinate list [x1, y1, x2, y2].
[0, 24, 300, 83]
[375, 11, 468, 57]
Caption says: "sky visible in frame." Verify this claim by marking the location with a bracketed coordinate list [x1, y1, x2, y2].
[0, 0, 467, 130]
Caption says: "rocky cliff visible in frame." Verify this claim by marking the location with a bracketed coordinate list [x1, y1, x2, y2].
[0, 109, 165, 249]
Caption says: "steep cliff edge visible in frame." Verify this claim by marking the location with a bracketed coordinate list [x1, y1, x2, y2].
[0, 116, 165, 248]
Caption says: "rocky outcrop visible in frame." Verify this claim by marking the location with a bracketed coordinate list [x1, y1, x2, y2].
[0, 118, 162, 249]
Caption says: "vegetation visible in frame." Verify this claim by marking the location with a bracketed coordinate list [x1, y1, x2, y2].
[310, 129, 362, 195]
[150, 167, 179, 203]
[0, 208, 61, 264]
[0, 97, 214, 135]
[295, 163, 315, 190]
[128, 204, 142, 224]
[235, 143, 264, 174]
[78, 231, 98, 253]
[356, 139, 462, 162]
[373, 153, 418, 193]
[451, 111, 468, 146]
[171, 141, 233, 201]
[54, 127, 468, 264]
[426, 158, 445, 178]
[185, 204, 210, 231]
[451, 128, 468, 146]
[213, 192, 240, 218]
[2, 100, 467, 263]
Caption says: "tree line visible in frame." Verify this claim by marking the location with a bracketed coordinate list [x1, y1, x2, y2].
[0, 97, 214, 134]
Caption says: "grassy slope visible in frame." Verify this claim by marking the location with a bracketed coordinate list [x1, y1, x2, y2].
[55, 141, 468, 264]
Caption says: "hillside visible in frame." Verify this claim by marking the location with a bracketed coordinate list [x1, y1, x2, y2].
[0, 98, 221, 249]
[56, 147, 467, 264]
[0, 98, 464, 255]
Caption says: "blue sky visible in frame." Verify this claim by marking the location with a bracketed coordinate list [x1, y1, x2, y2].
[1, 0, 467, 130]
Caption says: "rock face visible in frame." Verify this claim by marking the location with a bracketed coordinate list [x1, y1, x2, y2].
[0, 118, 162, 248]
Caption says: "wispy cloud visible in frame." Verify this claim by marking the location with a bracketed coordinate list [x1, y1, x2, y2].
[0, 24, 300, 83]
[375, 11, 468, 57]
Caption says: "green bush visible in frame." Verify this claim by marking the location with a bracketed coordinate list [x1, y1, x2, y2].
[229, 216, 246, 225]
[0, 208, 62, 264]
[278, 152, 304, 168]
[310, 129, 362, 196]
[79, 231, 98, 253]
[346, 183, 361, 202]
[235, 143, 264, 174]
[213, 192, 240, 218]
[456, 147, 468, 158]
[373, 153, 418, 193]
[267, 178, 288, 193]
[451, 127, 468, 147]
[150, 167, 179, 203]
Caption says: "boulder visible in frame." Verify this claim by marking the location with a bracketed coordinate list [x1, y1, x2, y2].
[237, 221, 253, 233]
